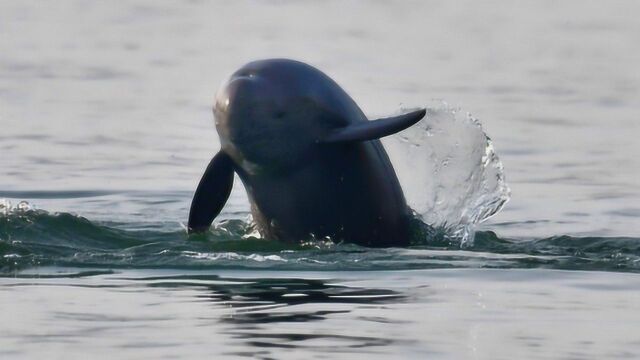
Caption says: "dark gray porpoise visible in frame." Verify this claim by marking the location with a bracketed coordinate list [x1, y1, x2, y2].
[188, 59, 425, 247]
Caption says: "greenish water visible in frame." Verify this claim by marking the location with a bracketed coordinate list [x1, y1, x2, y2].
[2, 205, 640, 273]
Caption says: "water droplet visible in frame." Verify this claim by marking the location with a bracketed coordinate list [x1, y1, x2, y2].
[17, 201, 32, 211]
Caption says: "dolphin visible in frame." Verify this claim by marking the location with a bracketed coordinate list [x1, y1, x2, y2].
[188, 59, 425, 247]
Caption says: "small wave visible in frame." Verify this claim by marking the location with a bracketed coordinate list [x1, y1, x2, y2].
[182, 251, 287, 262]
[1, 205, 639, 274]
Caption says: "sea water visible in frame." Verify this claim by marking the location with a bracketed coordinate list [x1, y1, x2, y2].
[1, 1, 640, 359]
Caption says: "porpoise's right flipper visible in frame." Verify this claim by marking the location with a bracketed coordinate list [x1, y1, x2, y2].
[188, 150, 235, 233]
[321, 108, 426, 143]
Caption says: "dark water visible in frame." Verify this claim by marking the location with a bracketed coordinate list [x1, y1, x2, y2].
[2, 203, 640, 273]
[2, 1, 640, 358]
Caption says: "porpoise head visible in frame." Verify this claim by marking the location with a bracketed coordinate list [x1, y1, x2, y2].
[213, 59, 365, 174]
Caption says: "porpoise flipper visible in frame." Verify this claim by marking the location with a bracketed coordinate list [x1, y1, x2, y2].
[321, 108, 426, 143]
[188, 151, 235, 233]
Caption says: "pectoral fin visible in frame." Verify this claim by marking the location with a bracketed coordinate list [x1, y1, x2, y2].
[188, 151, 235, 233]
[321, 108, 426, 143]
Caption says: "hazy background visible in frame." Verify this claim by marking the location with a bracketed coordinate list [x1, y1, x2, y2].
[3, 2, 640, 359]
[1, 0, 639, 238]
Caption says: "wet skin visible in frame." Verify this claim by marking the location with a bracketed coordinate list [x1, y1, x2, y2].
[188, 59, 425, 247]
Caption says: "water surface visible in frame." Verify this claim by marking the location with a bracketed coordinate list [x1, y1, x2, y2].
[1, 1, 640, 358]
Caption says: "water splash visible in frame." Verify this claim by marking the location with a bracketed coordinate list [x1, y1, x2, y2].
[386, 102, 511, 246]
[0, 199, 33, 215]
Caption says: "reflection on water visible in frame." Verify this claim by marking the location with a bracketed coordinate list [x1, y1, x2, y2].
[2, 270, 414, 358]
[140, 274, 404, 308]
[137, 274, 406, 355]
[4, 268, 640, 359]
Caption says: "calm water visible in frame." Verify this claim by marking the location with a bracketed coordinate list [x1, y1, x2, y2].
[1, 1, 640, 359]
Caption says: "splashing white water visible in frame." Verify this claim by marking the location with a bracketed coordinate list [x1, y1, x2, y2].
[182, 251, 287, 262]
[0, 199, 34, 215]
[385, 103, 510, 246]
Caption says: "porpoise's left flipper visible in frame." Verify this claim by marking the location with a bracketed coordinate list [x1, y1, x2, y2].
[188, 150, 235, 233]
[321, 108, 426, 143]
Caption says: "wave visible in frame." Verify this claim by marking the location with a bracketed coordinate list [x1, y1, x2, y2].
[1, 208, 639, 274]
